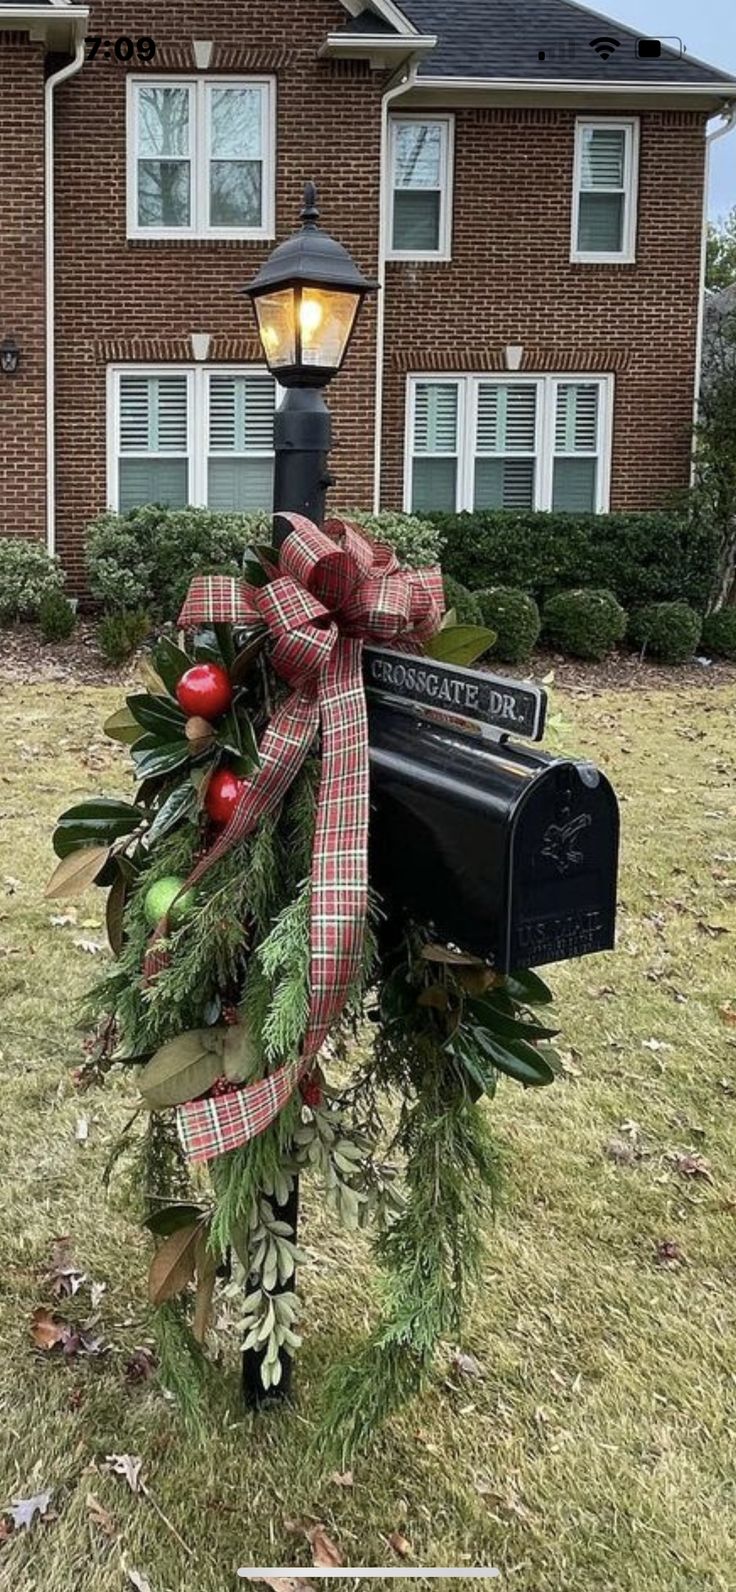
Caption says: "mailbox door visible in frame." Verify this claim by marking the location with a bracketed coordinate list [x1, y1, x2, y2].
[509, 759, 619, 968]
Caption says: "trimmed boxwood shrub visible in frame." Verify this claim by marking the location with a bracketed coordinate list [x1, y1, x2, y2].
[701, 608, 736, 660]
[628, 601, 702, 664]
[0, 538, 65, 624]
[345, 510, 444, 569]
[442, 574, 484, 626]
[433, 509, 719, 614]
[542, 588, 627, 661]
[476, 586, 541, 664]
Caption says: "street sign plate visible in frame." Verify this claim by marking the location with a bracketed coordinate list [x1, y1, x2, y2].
[364, 647, 547, 741]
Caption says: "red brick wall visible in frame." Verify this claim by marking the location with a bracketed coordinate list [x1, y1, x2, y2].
[53, 0, 383, 588]
[381, 106, 707, 512]
[0, 34, 47, 539]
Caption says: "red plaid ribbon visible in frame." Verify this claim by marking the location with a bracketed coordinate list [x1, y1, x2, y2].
[152, 516, 443, 1163]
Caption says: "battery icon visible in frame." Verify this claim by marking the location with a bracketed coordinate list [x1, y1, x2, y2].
[637, 38, 662, 57]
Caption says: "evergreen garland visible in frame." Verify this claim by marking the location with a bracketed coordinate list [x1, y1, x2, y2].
[48, 538, 563, 1456]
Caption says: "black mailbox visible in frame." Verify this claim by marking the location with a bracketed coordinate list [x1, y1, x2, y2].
[368, 705, 619, 972]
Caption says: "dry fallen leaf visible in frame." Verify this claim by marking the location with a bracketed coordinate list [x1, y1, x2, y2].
[671, 1151, 714, 1183]
[452, 1349, 484, 1380]
[86, 1492, 116, 1538]
[126, 1569, 153, 1592]
[8, 1492, 54, 1532]
[655, 1239, 686, 1266]
[305, 1523, 344, 1568]
[105, 1454, 143, 1494]
[719, 1004, 736, 1028]
[31, 1307, 73, 1352]
[387, 1530, 412, 1559]
[47, 1237, 86, 1298]
[238, 1577, 310, 1592]
[329, 1470, 354, 1489]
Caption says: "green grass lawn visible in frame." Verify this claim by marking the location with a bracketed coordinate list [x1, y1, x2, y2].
[0, 674, 735, 1591]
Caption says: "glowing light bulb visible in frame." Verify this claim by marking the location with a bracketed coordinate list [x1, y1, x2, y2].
[300, 297, 324, 338]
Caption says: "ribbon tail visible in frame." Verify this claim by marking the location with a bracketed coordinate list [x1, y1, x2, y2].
[303, 635, 370, 1058]
[178, 1058, 302, 1163]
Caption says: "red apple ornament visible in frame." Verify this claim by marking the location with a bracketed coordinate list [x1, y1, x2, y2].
[205, 768, 247, 825]
[176, 663, 232, 721]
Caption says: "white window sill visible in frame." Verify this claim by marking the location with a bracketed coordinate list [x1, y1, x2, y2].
[127, 228, 276, 243]
[570, 251, 636, 265]
[387, 250, 452, 264]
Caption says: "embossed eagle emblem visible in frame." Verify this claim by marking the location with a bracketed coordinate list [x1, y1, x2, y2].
[541, 813, 592, 874]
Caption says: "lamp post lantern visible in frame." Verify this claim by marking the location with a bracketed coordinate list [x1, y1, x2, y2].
[244, 182, 378, 541]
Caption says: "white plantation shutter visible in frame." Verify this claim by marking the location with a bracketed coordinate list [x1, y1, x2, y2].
[552, 383, 601, 511]
[474, 383, 537, 509]
[411, 382, 458, 512]
[207, 373, 275, 511]
[118, 374, 189, 510]
[576, 122, 633, 256]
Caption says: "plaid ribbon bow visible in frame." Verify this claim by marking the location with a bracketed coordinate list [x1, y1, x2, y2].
[160, 514, 443, 1164]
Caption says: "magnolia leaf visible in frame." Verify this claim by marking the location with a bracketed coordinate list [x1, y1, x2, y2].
[192, 1228, 218, 1344]
[424, 624, 496, 666]
[502, 968, 554, 1007]
[230, 626, 268, 685]
[153, 636, 192, 694]
[144, 1204, 208, 1237]
[457, 966, 502, 994]
[184, 716, 216, 754]
[103, 705, 143, 745]
[217, 707, 260, 771]
[45, 845, 112, 901]
[147, 1223, 201, 1305]
[138, 658, 167, 696]
[422, 944, 487, 966]
[467, 996, 559, 1044]
[147, 782, 196, 845]
[417, 985, 450, 1011]
[132, 738, 190, 780]
[139, 1029, 225, 1110]
[471, 1025, 556, 1087]
[223, 1023, 261, 1083]
[106, 868, 128, 957]
[127, 693, 188, 740]
[52, 798, 142, 859]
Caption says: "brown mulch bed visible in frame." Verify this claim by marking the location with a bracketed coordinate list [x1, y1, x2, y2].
[0, 623, 734, 694]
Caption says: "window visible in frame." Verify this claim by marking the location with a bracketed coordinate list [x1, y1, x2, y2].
[572, 118, 638, 262]
[405, 375, 612, 514]
[127, 77, 275, 239]
[109, 367, 275, 512]
[388, 115, 453, 259]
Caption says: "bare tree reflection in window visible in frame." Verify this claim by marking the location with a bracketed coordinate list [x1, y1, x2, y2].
[137, 86, 191, 227]
[209, 86, 263, 227]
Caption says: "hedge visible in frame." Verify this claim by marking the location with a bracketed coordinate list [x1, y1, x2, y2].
[434, 510, 719, 614]
[542, 588, 627, 662]
[476, 587, 541, 664]
[628, 601, 702, 664]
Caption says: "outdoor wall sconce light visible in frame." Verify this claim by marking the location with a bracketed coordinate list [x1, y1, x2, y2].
[0, 336, 20, 376]
[244, 182, 377, 388]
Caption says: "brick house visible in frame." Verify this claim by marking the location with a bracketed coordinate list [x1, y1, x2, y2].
[1, 0, 734, 590]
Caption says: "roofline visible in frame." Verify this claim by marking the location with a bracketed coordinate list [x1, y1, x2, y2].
[339, 0, 420, 38]
[320, 31, 437, 63]
[0, 4, 89, 46]
[408, 75, 736, 108]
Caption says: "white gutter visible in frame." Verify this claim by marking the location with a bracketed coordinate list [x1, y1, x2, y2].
[410, 76, 736, 97]
[45, 38, 87, 556]
[691, 103, 736, 480]
[373, 61, 418, 512]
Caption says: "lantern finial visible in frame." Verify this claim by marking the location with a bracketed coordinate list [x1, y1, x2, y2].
[301, 182, 320, 228]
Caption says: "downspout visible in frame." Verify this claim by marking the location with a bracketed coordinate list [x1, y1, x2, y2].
[373, 58, 418, 512]
[691, 101, 736, 481]
[45, 38, 86, 556]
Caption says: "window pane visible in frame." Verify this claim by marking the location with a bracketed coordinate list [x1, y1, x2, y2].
[208, 457, 274, 511]
[577, 191, 624, 252]
[394, 122, 442, 189]
[119, 374, 188, 453]
[393, 189, 441, 252]
[412, 457, 456, 513]
[209, 375, 275, 452]
[476, 384, 537, 452]
[210, 161, 262, 227]
[474, 458, 535, 510]
[581, 127, 625, 189]
[119, 458, 188, 513]
[210, 86, 262, 158]
[137, 87, 190, 157]
[138, 160, 190, 227]
[552, 457, 597, 511]
[555, 384, 599, 452]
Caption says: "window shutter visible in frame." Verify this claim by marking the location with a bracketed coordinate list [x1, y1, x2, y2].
[119, 375, 187, 453]
[581, 128, 625, 189]
[477, 384, 536, 452]
[209, 375, 275, 453]
[555, 384, 599, 453]
[413, 384, 457, 453]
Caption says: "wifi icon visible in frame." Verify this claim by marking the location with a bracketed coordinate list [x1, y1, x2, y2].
[589, 35, 621, 59]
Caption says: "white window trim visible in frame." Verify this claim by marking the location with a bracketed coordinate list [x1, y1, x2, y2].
[403, 373, 614, 514]
[107, 363, 275, 511]
[570, 116, 639, 265]
[387, 112, 454, 263]
[126, 75, 276, 242]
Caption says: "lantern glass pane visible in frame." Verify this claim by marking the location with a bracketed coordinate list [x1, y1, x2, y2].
[254, 289, 297, 368]
[300, 288, 360, 370]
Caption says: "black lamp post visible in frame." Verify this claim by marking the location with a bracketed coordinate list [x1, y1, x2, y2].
[237, 186, 377, 1412]
[244, 182, 378, 542]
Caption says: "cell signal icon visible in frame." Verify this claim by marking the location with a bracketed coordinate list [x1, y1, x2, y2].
[589, 35, 621, 59]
